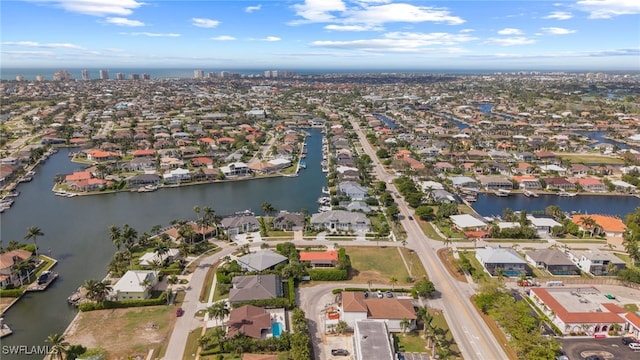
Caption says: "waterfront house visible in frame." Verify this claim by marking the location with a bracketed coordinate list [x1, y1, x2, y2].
[524, 249, 580, 276]
[227, 305, 273, 339]
[0, 249, 33, 288]
[340, 291, 417, 332]
[610, 179, 636, 193]
[236, 249, 288, 272]
[229, 274, 283, 303]
[450, 176, 480, 190]
[69, 178, 111, 192]
[221, 213, 260, 237]
[139, 248, 180, 267]
[475, 247, 529, 277]
[220, 162, 250, 178]
[449, 214, 487, 231]
[163, 168, 191, 184]
[526, 215, 562, 236]
[272, 212, 305, 231]
[124, 157, 155, 172]
[544, 177, 576, 191]
[477, 175, 513, 190]
[299, 250, 338, 268]
[111, 270, 158, 301]
[127, 174, 161, 187]
[310, 210, 371, 233]
[573, 178, 606, 192]
[64, 171, 92, 184]
[572, 214, 626, 238]
[512, 175, 542, 190]
[337, 181, 369, 200]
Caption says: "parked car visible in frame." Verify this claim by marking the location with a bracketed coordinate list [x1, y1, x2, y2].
[376, 290, 383, 298]
[331, 349, 349, 356]
[584, 355, 603, 360]
[385, 291, 393, 298]
[176, 307, 184, 317]
[408, 216, 414, 220]
[622, 337, 638, 345]
[630, 342, 640, 351]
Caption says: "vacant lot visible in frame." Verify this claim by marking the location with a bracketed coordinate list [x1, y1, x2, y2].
[346, 246, 412, 285]
[65, 305, 177, 359]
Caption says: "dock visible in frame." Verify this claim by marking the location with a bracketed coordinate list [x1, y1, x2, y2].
[0, 319, 12, 338]
[25, 271, 58, 292]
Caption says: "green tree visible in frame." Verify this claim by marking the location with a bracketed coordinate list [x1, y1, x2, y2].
[24, 226, 44, 258]
[45, 333, 69, 360]
[414, 278, 436, 298]
[83, 279, 112, 303]
[207, 301, 230, 326]
[399, 317, 411, 335]
[415, 205, 434, 221]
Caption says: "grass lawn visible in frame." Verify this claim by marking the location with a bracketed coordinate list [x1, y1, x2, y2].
[400, 247, 428, 280]
[65, 305, 177, 360]
[438, 248, 467, 283]
[394, 332, 427, 353]
[199, 260, 220, 302]
[623, 303, 639, 312]
[345, 246, 411, 285]
[417, 220, 444, 241]
[557, 154, 624, 165]
[429, 308, 463, 359]
[470, 296, 519, 360]
[183, 328, 201, 360]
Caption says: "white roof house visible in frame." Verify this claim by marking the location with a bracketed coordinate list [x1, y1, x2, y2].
[112, 270, 158, 300]
[449, 214, 487, 230]
[527, 216, 562, 232]
[139, 248, 180, 266]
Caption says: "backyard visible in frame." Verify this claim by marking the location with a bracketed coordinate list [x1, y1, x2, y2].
[346, 246, 413, 285]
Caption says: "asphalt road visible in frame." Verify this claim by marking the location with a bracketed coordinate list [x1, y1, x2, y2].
[351, 119, 508, 360]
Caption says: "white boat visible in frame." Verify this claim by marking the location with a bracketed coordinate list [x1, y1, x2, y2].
[317, 196, 331, 205]
[558, 190, 577, 197]
[523, 190, 539, 198]
[494, 189, 511, 197]
[321, 186, 330, 194]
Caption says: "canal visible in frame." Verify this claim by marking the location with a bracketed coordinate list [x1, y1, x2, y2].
[0, 129, 326, 358]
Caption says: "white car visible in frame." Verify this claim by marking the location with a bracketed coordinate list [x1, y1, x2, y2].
[630, 342, 640, 350]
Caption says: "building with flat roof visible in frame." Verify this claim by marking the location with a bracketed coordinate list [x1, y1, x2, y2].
[353, 321, 395, 360]
[529, 287, 640, 337]
[475, 247, 529, 276]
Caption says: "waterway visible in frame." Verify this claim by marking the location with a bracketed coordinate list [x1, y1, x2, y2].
[372, 113, 398, 129]
[471, 193, 640, 218]
[0, 129, 326, 359]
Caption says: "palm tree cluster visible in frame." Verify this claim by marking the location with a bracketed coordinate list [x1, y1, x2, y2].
[83, 279, 113, 303]
[108, 224, 138, 276]
[24, 226, 44, 257]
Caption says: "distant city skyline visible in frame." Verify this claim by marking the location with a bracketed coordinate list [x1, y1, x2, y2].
[1, 0, 639, 71]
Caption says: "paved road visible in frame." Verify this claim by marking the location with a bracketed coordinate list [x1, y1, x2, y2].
[162, 246, 236, 360]
[351, 119, 508, 360]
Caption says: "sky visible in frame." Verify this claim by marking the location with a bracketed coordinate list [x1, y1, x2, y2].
[1, 0, 639, 71]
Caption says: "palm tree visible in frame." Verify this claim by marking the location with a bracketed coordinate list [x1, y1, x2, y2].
[389, 276, 398, 291]
[399, 317, 411, 335]
[207, 301, 230, 326]
[109, 225, 122, 251]
[335, 320, 348, 334]
[579, 216, 598, 237]
[121, 224, 138, 268]
[83, 279, 112, 303]
[24, 226, 44, 258]
[45, 333, 69, 360]
[261, 202, 276, 218]
[12, 259, 34, 287]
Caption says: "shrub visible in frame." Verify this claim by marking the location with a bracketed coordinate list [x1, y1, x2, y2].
[79, 291, 168, 311]
[0, 288, 24, 298]
[308, 269, 348, 281]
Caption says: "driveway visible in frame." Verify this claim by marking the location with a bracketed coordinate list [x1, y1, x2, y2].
[560, 337, 635, 359]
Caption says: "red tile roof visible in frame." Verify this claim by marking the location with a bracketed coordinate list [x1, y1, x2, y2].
[530, 288, 624, 324]
[299, 250, 338, 262]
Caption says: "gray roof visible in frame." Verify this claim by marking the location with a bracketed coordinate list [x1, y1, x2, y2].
[525, 249, 574, 266]
[221, 214, 259, 228]
[229, 274, 282, 302]
[310, 210, 370, 226]
[450, 176, 478, 186]
[450, 214, 486, 229]
[354, 321, 395, 360]
[476, 247, 526, 265]
[237, 249, 288, 272]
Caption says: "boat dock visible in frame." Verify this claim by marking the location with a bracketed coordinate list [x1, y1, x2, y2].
[25, 271, 59, 292]
[0, 319, 12, 338]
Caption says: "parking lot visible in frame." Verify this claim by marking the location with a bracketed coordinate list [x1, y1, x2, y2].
[560, 337, 639, 359]
[324, 334, 354, 359]
[399, 352, 430, 360]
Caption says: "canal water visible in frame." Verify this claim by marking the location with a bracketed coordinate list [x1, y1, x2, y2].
[471, 192, 640, 219]
[0, 129, 326, 358]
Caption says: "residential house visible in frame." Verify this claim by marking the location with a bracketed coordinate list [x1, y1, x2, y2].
[0, 249, 33, 288]
[299, 250, 338, 268]
[139, 249, 180, 267]
[449, 214, 487, 232]
[569, 250, 626, 276]
[272, 212, 305, 231]
[475, 247, 529, 276]
[69, 178, 111, 192]
[221, 213, 260, 236]
[544, 177, 576, 191]
[572, 214, 626, 238]
[236, 249, 288, 272]
[513, 175, 542, 190]
[525, 249, 580, 276]
[569, 163, 591, 178]
[229, 274, 283, 303]
[450, 176, 480, 190]
[111, 270, 158, 301]
[527, 215, 562, 235]
[227, 305, 273, 339]
[573, 178, 606, 192]
[127, 174, 161, 187]
[340, 291, 417, 332]
[310, 210, 371, 233]
[337, 181, 369, 200]
[163, 168, 191, 184]
[477, 175, 513, 190]
[220, 162, 250, 177]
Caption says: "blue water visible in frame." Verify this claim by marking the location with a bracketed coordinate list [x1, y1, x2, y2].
[471, 193, 640, 219]
[272, 322, 283, 337]
[477, 104, 493, 114]
[372, 113, 399, 129]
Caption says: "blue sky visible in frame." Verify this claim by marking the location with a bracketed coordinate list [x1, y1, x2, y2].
[1, 0, 639, 70]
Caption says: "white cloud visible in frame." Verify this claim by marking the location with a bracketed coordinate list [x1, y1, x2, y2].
[460, 28, 475, 33]
[343, 3, 465, 26]
[2, 50, 54, 56]
[484, 37, 536, 46]
[192, 18, 220, 28]
[576, 0, 640, 19]
[120, 32, 181, 37]
[245, 5, 262, 13]
[263, 36, 281, 42]
[28, 0, 145, 16]
[497, 28, 523, 35]
[312, 31, 475, 53]
[2, 41, 83, 49]
[325, 24, 380, 31]
[106, 17, 144, 26]
[291, 0, 346, 23]
[210, 35, 236, 41]
[544, 11, 573, 20]
[541, 27, 577, 35]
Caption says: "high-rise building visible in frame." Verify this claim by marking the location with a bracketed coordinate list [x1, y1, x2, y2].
[264, 70, 271, 78]
[129, 74, 140, 80]
[36, 75, 44, 81]
[142, 73, 151, 80]
[194, 70, 204, 78]
[81, 69, 90, 80]
[53, 70, 73, 81]
[99, 70, 109, 80]
[220, 71, 231, 78]
[207, 72, 218, 78]
[115, 72, 125, 80]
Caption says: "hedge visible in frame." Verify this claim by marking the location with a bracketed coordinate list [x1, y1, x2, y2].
[308, 269, 348, 281]
[287, 280, 296, 305]
[231, 298, 290, 309]
[0, 288, 24, 298]
[331, 287, 412, 294]
[79, 292, 169, 311]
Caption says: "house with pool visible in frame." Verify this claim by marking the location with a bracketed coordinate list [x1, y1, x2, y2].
[226, 305, 287, 339]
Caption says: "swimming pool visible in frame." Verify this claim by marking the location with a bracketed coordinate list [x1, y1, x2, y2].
[272, 322, 283, 337]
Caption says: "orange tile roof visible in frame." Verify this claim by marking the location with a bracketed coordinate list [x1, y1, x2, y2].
[300, 250, 338, 262]
[65, 171, 91, 182]
[626, 312, 640, 329]
[530, 288, 624, 324]
[571, 214, 626, 233]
